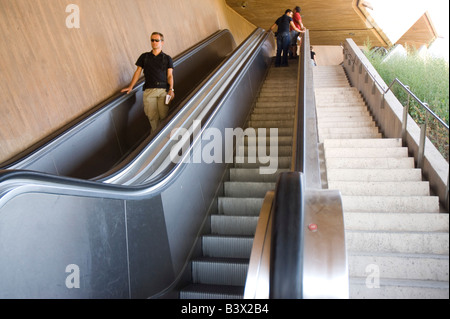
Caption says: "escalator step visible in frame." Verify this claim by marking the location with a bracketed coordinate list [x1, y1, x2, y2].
[218, 197, 264, 216]
[224, 181, 276, 198]
[191, 257, 249, 286]
[211, 215, 258, 236]
[179, 284, 244, 299]
[202, 235, 253, 258]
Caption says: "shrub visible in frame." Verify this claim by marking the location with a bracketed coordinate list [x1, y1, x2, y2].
[364, 44, 449, 161]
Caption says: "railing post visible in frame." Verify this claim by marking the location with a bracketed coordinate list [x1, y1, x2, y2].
[446, 173, 449, 212]
[417, 109, 428, 169]
[401, 88, 410, 146]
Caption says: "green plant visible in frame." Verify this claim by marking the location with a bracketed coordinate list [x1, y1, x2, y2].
[364, 44, 449, 161]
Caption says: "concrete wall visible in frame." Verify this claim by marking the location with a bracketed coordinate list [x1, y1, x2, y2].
[0, 0, 255, 163]
[343, 38, 449, 210]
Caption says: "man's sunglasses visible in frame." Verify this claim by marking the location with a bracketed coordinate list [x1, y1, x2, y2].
[151, 39, 161, 42]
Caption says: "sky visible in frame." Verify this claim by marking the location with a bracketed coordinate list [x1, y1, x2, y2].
[368, 0, 449, 60]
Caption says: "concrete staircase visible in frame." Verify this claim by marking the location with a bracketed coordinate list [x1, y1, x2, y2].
[314, 65, 449, 299]
[179, 60, 296, 298]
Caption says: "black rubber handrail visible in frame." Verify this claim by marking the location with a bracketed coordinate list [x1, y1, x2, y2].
[269, 172, 305, 299]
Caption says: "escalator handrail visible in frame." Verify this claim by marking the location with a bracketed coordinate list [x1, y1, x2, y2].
[0, 28, 270, 208]
[269, 172, 305, 299]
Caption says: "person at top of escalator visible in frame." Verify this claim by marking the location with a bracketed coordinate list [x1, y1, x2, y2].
[289, 6, 306, 59]
[270, 9, 304, 67]
[121, 32, 175, 133]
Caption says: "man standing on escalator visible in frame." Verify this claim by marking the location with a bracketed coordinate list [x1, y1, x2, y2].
[270, 9, 304, 67]
[122, 32, 175, 133]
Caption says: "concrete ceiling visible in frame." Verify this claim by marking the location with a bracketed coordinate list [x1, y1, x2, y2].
[225, 0, 391, 47]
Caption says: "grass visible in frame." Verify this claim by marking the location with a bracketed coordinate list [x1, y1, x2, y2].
[364, 44, 449, 161]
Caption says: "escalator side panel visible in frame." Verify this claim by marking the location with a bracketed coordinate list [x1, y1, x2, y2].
[0, 191, 176, 299]
[126, 196, 175, 299]
[0, 193, 129, 298]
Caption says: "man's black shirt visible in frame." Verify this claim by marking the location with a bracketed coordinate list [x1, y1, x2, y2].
[275, 14, 293, 34]
[136, 51, 174, 90]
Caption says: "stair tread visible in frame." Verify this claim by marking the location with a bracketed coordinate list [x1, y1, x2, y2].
[179, 284, 244, 299]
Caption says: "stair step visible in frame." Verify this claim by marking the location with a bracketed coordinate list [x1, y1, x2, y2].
[252, 106, 295, 114]
[250, 113, 295, 121]
[349, 277, 449, 299]
[318, 120, 376, 128]
[242, 127, 293, 137]
[346, 230, 449, 254]
[257, 96, 295, 103]
[324, 138, 402, 148]
[211, 215, 259, 236]
[327, 168, 423, 182]
[229, 168, 289, 182]
[315, 86, 360, 92]
[179, 284, 244, 299]
[259, 91, 296, 97]
[325, 157, 415, 169]
[316, 102, 367, 108]
[319, 127, 379, 135]
[218, 197, 264, 216]
[224, 181, 275, 198]
[320, 133, 383, 141]
[328, 181, 430, 196]
[243, 135, 292, 146]
[255, 101, 296, 108]
[248, 120, 294, 128]
[342, 195, 440, 213]
[202, 235, 253, 258]
[344, 212, 449, 232]
[317, 110, 373, 117]
[234, 156, 291, 169]
[318, 115, 375, 123]
[325, 147, 408, 158]
[349, 252, 449, 281]
[191, 257, 249, 286]
[316, 97, 365, 104]
[237, 145, 292, 157]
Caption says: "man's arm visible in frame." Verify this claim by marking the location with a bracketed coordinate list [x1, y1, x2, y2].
[167, 68, 175, 98]
[121, 66, 143, 94]
[270, 23, 277, 32]
[290, 21, 304, 33]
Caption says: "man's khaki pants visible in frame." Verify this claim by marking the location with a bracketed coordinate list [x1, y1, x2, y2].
[143, 88, 169, 132]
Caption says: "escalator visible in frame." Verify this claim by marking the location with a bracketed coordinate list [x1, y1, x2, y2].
[179, 60, 297, 298]
[0, 28, 348, 299]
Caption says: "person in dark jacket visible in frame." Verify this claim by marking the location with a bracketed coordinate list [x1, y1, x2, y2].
[270, 9, 304, 67]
